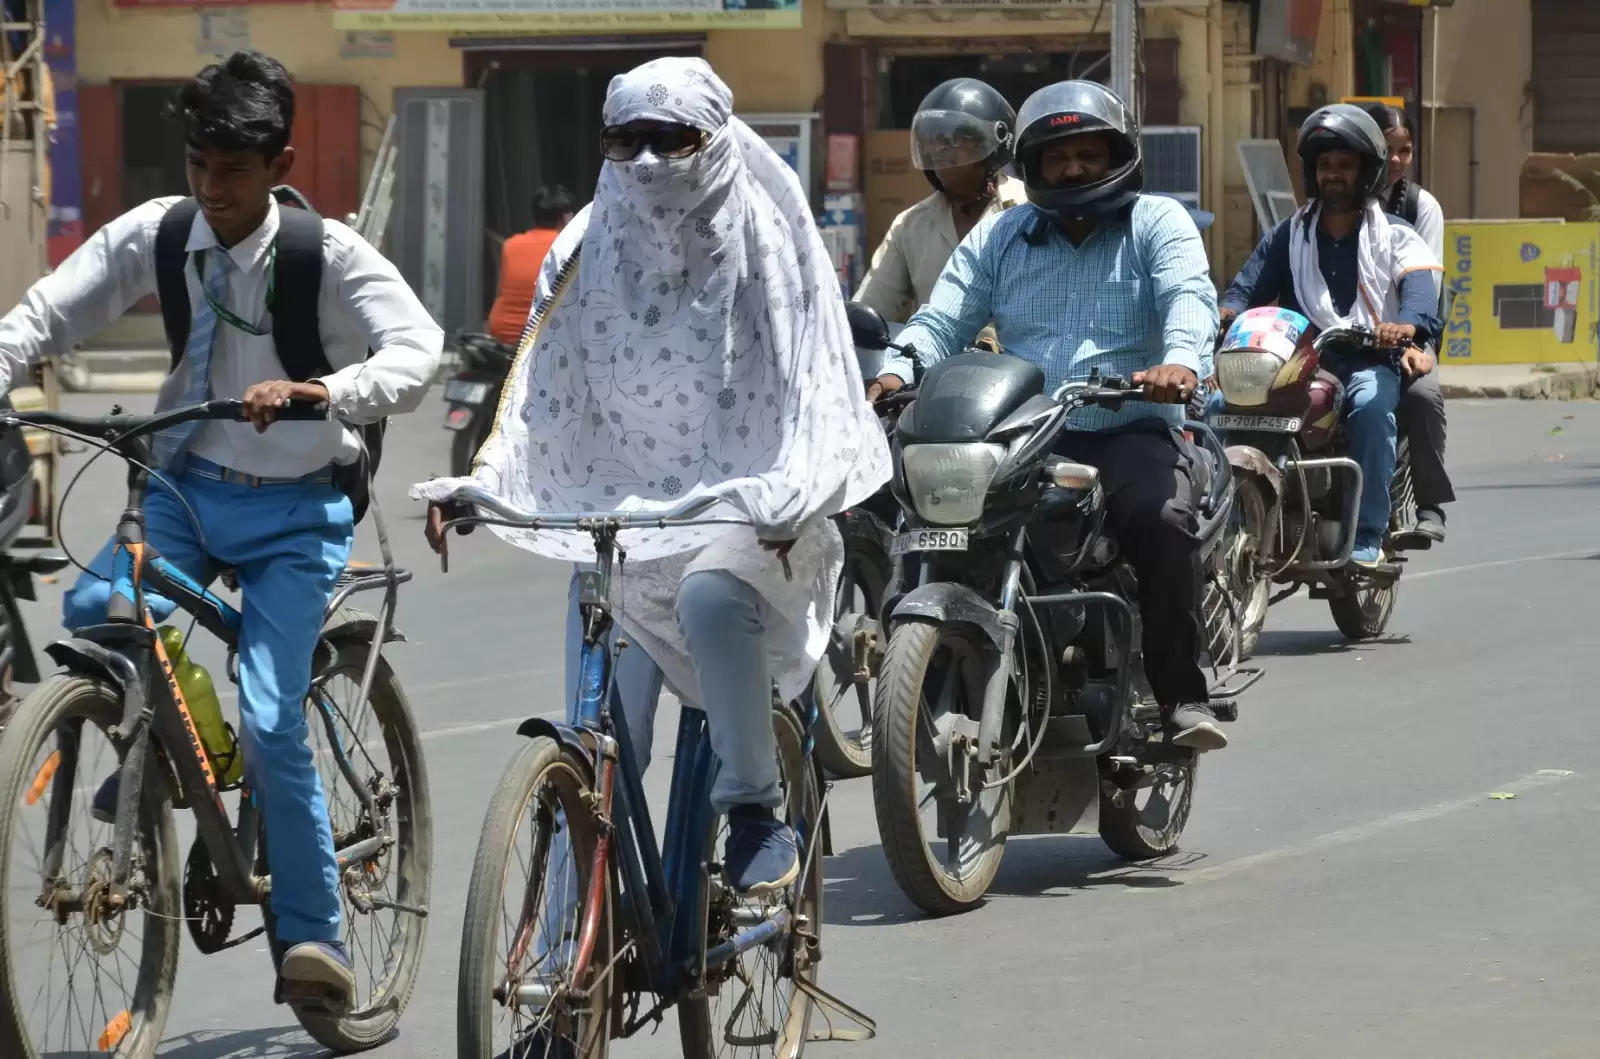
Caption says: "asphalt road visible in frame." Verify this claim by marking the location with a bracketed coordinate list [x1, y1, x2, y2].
[13, 392, 1600, 1058]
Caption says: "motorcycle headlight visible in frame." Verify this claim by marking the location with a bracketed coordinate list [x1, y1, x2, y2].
[1215, 349, 1285, 407]
[901, 443, 1006, 526]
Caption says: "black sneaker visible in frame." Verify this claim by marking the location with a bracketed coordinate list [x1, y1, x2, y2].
[280, 940, 356, 1015]
[90, 770, 121, 824]
[1165, 703, 1229, 752]
[724, 805, 799, 896]
[1414, 507, 1446, 543]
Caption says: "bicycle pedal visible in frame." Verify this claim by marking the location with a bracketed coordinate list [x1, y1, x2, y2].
[280, 979, 353, 1017]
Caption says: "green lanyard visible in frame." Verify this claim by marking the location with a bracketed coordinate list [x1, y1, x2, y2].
[194, 244, 275, 337]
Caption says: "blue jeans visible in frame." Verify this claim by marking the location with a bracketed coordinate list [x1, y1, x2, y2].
[561, 566, 781, 812]
[1329, 359, 1401, 552]
[63, 467, 354, 946]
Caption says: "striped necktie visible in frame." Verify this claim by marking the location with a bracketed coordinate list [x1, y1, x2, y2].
[153, 246, 234, 472]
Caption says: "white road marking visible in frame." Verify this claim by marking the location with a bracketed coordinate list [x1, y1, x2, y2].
[1155, 769, 1578, 888]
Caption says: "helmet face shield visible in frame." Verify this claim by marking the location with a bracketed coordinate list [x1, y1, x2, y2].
[911, 109, 1005, 172]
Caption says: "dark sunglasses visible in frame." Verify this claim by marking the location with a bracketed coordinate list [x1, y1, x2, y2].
[600, 123, 708, 162]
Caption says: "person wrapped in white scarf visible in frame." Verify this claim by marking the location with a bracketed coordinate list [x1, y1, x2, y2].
[1220, 103, 1443, 566]
[415, 57, 891, 894]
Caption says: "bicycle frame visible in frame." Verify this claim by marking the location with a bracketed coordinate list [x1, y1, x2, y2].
[19, 401, 403, 919]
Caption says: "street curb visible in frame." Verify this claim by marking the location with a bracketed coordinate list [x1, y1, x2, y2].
[1440, 365, 1598, 401]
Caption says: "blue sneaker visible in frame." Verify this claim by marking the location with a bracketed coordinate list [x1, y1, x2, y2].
[280, 940, 356, 1015]
[724, 805, 799, 895]
[1350, 544, 1383, 568]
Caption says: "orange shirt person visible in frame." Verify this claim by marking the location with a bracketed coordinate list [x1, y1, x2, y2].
[487, 185, 578, 346]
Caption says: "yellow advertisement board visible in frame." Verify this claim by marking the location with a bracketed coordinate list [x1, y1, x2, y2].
[1442, 220, 1600, 364]
[331, 0, 800, 31]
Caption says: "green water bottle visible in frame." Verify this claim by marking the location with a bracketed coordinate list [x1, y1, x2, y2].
[159, 626, 243, 786]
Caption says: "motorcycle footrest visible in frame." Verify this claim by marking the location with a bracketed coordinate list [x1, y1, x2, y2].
[1209, 699, 1239, 723]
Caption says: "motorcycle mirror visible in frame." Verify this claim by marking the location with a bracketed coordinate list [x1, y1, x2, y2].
[845, 302, 893, 352]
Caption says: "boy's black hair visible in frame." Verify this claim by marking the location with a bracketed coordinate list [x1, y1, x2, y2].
[168, 51, 295, 160]
[532, 185, 578, 228]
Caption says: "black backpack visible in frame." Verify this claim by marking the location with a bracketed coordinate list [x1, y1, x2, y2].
[153, 190, 384, 523]
[1389, 180, 1422, 226]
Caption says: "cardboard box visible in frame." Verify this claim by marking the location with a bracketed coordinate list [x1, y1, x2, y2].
[864, 129, 932, 258]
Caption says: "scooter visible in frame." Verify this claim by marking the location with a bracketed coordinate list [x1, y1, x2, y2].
[442, 332, 514, 478]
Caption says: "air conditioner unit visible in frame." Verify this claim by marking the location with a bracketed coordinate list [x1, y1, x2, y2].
[1140, 125, 1203, 210]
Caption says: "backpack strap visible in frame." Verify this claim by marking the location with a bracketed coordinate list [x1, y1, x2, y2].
[270, 203, 333, 381]
[155, 198, 202, 372]
[1403, 182, 1422, 226]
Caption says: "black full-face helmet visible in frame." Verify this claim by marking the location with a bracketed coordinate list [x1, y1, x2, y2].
[1014, 79, 1142, 221]
[911, 78, 1016, 191]
[1297, 103, 1389, 204]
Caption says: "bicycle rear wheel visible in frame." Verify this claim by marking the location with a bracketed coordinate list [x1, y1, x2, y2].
[459, 736, 612, 1059]
[276, 620, 433, 1053]
[678, 704, 821, 1059]
[0, 674, 181, 1059]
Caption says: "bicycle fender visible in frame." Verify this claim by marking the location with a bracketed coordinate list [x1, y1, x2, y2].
[43, 635, 141, 695]
[890, 582, 1007, 654]
[515, 717, 596, 771]
[322, 606, 407, 645]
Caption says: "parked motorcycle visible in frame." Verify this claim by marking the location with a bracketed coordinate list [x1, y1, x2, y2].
[808, 305, 916, 778]
[1206, 308, 1419, 654]
[0, 400, 69, 723]
[443, 332, 514, 478]
[852, 311, 1256, 916]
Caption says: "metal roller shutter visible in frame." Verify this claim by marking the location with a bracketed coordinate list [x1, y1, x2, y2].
[1532, 0, 1600, 152]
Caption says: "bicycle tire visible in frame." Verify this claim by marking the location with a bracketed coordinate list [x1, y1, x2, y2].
[812, 536, 889, 779]
[287, 626, 433, 1053]
[678, 704, 821, 1058]
[459, 736, 612, 1059]
[0, 674, 181, 1059]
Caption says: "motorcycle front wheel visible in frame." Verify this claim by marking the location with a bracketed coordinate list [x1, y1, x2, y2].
[871, 622, 1010, 916]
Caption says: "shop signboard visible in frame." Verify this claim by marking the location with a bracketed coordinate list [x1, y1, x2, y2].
[1443, 220, 1600, 364]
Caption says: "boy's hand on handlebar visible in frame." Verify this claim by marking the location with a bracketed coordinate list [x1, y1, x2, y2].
[1132, 365, 1198, 405]
[1400, 346, 1436, 379]
[242, 380, 328, 432]
[1375, 322, 1417, 349]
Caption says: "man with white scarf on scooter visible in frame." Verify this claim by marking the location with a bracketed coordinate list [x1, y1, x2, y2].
[1221, 104, 1443, 567]
[417, 57, 891, 893]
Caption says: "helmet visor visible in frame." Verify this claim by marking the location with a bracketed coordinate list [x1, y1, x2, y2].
[911, 110, 1002, 171]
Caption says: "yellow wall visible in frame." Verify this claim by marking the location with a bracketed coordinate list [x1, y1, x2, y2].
[1292, 0, 1354, 108]
[1424, 0, 1531, 219]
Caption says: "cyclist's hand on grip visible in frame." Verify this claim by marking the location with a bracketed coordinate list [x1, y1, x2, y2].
[1132, 364, 1199, 405]
[1375, 321, 1417, 349]
[242, 380, 329, 432]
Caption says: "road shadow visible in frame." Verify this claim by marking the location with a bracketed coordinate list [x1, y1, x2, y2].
[819, 831, 1198, 927]
[1254, 629, 1412, 657]
[158, 1026, 334, 1059]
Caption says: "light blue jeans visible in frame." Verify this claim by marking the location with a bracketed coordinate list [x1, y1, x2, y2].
[64, 466, 353, 946]
[561, 566, 781, 812]
[1327, 359, 1401, 552]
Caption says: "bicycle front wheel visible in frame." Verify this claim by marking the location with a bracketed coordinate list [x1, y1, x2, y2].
[459, 736, 612, 1059]
[0, 674, 181, 1059]
[678, 704, 822, 1059]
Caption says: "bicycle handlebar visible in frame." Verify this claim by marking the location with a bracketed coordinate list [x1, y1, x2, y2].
[0, 398, 329, 446]
[436, 482, 744, 532]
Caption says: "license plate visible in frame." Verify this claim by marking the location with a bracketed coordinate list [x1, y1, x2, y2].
[444, 379, 491, 404]
[890, 528, 970, 556]
[1210, 414, 1302, 433]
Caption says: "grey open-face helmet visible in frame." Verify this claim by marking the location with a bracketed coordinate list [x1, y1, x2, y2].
[1297, 103, 1388, 202]
[1014, 80, 1143, 220]
[911, 78, 1017, 192]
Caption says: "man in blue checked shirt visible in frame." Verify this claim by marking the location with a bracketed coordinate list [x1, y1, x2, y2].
[865, 80, 1229, 752]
